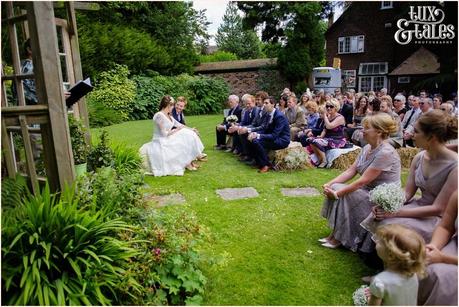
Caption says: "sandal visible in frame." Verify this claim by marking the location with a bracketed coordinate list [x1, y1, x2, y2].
[186, 165, 197, 171]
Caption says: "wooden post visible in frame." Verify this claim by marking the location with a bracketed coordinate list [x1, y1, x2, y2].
[26, 2, 75, 191]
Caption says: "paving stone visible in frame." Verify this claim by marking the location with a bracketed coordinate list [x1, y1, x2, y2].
[216, 187, 259, 200]
[281, 187, 320, 197]
[143, 193, 186, 207]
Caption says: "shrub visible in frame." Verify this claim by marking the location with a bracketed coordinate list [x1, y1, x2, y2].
[87, 64, 136, 121]
[88, 100, 124, 128]
[186, 76, 229, 115]
[87, 130, 115, 172]
[68, 116, 89, 164]
[111, 142, 142, 175]
[199, 51, 238, 63]
[120, 207, 209, 305]
[1, 183, 139, 305]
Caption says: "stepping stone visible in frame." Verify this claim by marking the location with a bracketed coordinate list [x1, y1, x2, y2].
[281, 187, 320, 197]
[216, 187, 259, 200]
[143, 193, 186, 207]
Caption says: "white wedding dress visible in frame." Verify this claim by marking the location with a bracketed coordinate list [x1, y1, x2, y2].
[140, 112, 204, 176]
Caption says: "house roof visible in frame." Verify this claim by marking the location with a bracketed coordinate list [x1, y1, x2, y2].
[389, 47, 440, 76]
[194, 58, 277, 73]
[326, 4, 353, 35]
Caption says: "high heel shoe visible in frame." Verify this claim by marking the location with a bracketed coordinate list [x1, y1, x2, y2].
[321, 241, 341, 249]
[186, 165, 197, 171]
[318, 237, 330, 243]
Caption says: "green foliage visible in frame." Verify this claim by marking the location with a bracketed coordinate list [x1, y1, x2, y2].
[261, 42, 282, 58]
[78, 21, 170, 78]
[87, 130, 115, 172]
[120, 207, 208, 305]
[88, 100, 125, 128]
[130, 74, 229, 120]
[68, 116, 89, 164]
[1, 183, 138, 305]
[1, 175, 29, 210]
[199, 51, 238, 63]
[111, 142, 142, 175]
[216, 2, 263, 60]
[87, 64, 136, 121]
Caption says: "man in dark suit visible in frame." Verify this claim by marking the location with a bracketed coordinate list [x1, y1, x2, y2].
[171, 96, 187, 125]
[247, 96, 291, 173]
[339, 93, 354, 128]
[215, 95, 242, 150]
[230, 94, 260, 155]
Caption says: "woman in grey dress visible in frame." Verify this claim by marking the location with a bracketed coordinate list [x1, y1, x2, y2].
[418, 191, 457, 305]
[320, 112, 401, 251]
[369, 110, 457, 245]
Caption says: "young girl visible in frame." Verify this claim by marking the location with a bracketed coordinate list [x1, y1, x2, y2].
[368, 224, 426, 305]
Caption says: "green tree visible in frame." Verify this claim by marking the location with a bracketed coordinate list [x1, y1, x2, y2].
[238, 2, 328, 87]
[215, 2, 263, 60]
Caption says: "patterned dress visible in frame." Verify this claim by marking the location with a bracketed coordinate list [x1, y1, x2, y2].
[305, 115, 347, 152]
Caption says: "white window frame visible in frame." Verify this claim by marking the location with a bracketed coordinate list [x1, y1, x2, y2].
[338, 35, 365, 54]
[358, 76, 388, 92]
[342, 70, 357, 88]
[398, 76, 411, 84]
[358, 62, 388, 75]
[381, 1, 393, 10]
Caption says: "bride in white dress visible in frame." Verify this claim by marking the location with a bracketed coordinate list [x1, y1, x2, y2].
[140, 96, 205, 176]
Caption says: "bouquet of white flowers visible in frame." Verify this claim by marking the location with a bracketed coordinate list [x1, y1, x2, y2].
[284, 148, 310, 170]
[226, 115, 238, 123]
[352, 285, 369, 306]
[369, 182, 405, 213]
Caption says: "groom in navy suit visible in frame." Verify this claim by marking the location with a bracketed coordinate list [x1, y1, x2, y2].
[247, 96, 290, 173]
[215, 95, 242, 149]
[171, 96, 187, 125]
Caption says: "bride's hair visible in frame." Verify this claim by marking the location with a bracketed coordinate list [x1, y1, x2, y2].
[159, 95, 175, 110]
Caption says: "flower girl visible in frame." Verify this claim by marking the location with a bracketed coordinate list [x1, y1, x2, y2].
[367, 224, 426, 305]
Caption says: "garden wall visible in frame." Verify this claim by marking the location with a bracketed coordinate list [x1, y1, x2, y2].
[194, 58, 289, 97]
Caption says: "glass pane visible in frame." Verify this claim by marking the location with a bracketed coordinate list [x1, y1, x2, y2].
[60, 55, 68, 83]
[56, 26, 64, 53]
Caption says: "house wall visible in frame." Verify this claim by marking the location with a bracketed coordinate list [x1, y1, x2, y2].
[325, 1, 458, 96]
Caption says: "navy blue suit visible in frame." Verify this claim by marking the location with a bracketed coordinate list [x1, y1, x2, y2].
[216, 105, 242, 146]
[171, 108, 186, 125]
[233, 107, 260, 153]
[249, 109, 290, 167]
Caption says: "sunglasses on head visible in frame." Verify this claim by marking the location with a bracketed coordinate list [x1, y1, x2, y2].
[325, 104, 335, 109]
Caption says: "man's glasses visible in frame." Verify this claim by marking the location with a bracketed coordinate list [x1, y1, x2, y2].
[440, 108, 447, 111]
[394, 99, 400, 102]
[325, 104, 335, 109]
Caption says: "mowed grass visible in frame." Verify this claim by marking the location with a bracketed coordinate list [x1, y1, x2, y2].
[92, 115, 382, 305]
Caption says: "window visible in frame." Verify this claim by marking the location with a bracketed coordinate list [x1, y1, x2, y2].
[314, 77, 331, 86]
[338, 36, 364, 54]
[381, 1, 393, 9]
[342, 70, 356, 88]
[358, 76, 387, 92]
[359, 62, 388, 75]
[398, 76, 411, 84]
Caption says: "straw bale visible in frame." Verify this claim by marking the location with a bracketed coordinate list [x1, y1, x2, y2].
[331, 148, 362, 170]
[397, 147, 420, 168]
[269, 142, 313, 171]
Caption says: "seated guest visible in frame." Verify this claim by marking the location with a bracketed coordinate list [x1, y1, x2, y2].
[393, 94, 408, 122]
[298, 105, 325, 141]
[441, 101, 455, 115]
[367, 110, 457, 246]
[298, 92, 312, 114]
[418, 190, 458, 306]
[404, 97, 433, 146]
[215, 95, 242, 150]
[305, 101, 320, 129]
[433, 94, 443, 109]
[340, 92, 354, 128]
[230, 94, 260, 155]
[304, 99, 346, 167]
[172, 96, 187, 125]
[247, 96, 290, 173]
[401, 96, 422, 147]
[345, 95, 368, 140]
[352, 98, 382, 146]
[320, 113, 400, 251]
[237, 91, 270, 162]
[285, 94, 306, 140]
[379, 96, 403, 148]
[276, 94, 288, 114]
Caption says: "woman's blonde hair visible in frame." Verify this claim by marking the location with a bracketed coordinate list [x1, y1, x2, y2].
[362, 112, 397, 139]
[417, 109, 458, 143]
[380, 95, 393, 109]
[328, 98, 340, 111]
[305, 101, 318, 113]
[375, 224, 426, 278]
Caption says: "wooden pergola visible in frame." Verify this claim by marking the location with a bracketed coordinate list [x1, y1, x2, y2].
[1, 1, 92, 193]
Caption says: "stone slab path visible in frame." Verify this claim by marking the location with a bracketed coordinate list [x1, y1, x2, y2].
[143, 193, 186, 207]
[281, 187, 320, 197]
[216, 187, 259, 200]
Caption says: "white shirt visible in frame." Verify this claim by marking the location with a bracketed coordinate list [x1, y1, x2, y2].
[370, 270, 418, 306]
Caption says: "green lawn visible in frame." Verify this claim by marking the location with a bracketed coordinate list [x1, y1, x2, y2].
[92, 115, 380, 305]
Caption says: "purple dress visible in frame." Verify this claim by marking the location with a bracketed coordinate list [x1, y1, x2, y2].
[321, 143, 401, 252]
[305, 115, 347, 152]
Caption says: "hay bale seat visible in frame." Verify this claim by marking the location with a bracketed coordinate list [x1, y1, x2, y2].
[330, 146, 420, 170]
[268, 141, 313, 171]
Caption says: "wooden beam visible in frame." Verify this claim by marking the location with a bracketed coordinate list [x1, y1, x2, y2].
[1, 120, 17, 177]
[26, 2, 75, 191]
[53, 1, 100, 11]
[19, 115, 39, 194]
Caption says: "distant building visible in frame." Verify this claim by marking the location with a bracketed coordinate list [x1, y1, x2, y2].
[204, 45, 219, 55]
[325, 1, 457, 96]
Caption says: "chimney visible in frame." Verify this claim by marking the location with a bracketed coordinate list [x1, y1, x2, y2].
[328, 11, 334, 28]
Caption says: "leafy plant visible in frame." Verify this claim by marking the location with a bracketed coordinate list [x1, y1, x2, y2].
[88, 100, 124, 128]
[121, 207, 209, 305]
[68, 116, 89, 164]
[87, 130, 115, 172]
[199, 51, 238, 63]
[1, 183, 140, 305]
[111, 142, 142, 175]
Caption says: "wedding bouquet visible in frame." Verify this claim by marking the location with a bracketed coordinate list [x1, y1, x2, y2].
[284, 148, 310, 170]
[226, 115, 238, 123]
[369, 182, 405, 213]
[352, 285, 369, 306]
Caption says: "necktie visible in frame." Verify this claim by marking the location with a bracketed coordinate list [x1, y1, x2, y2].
[403, 109, 416, 129]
